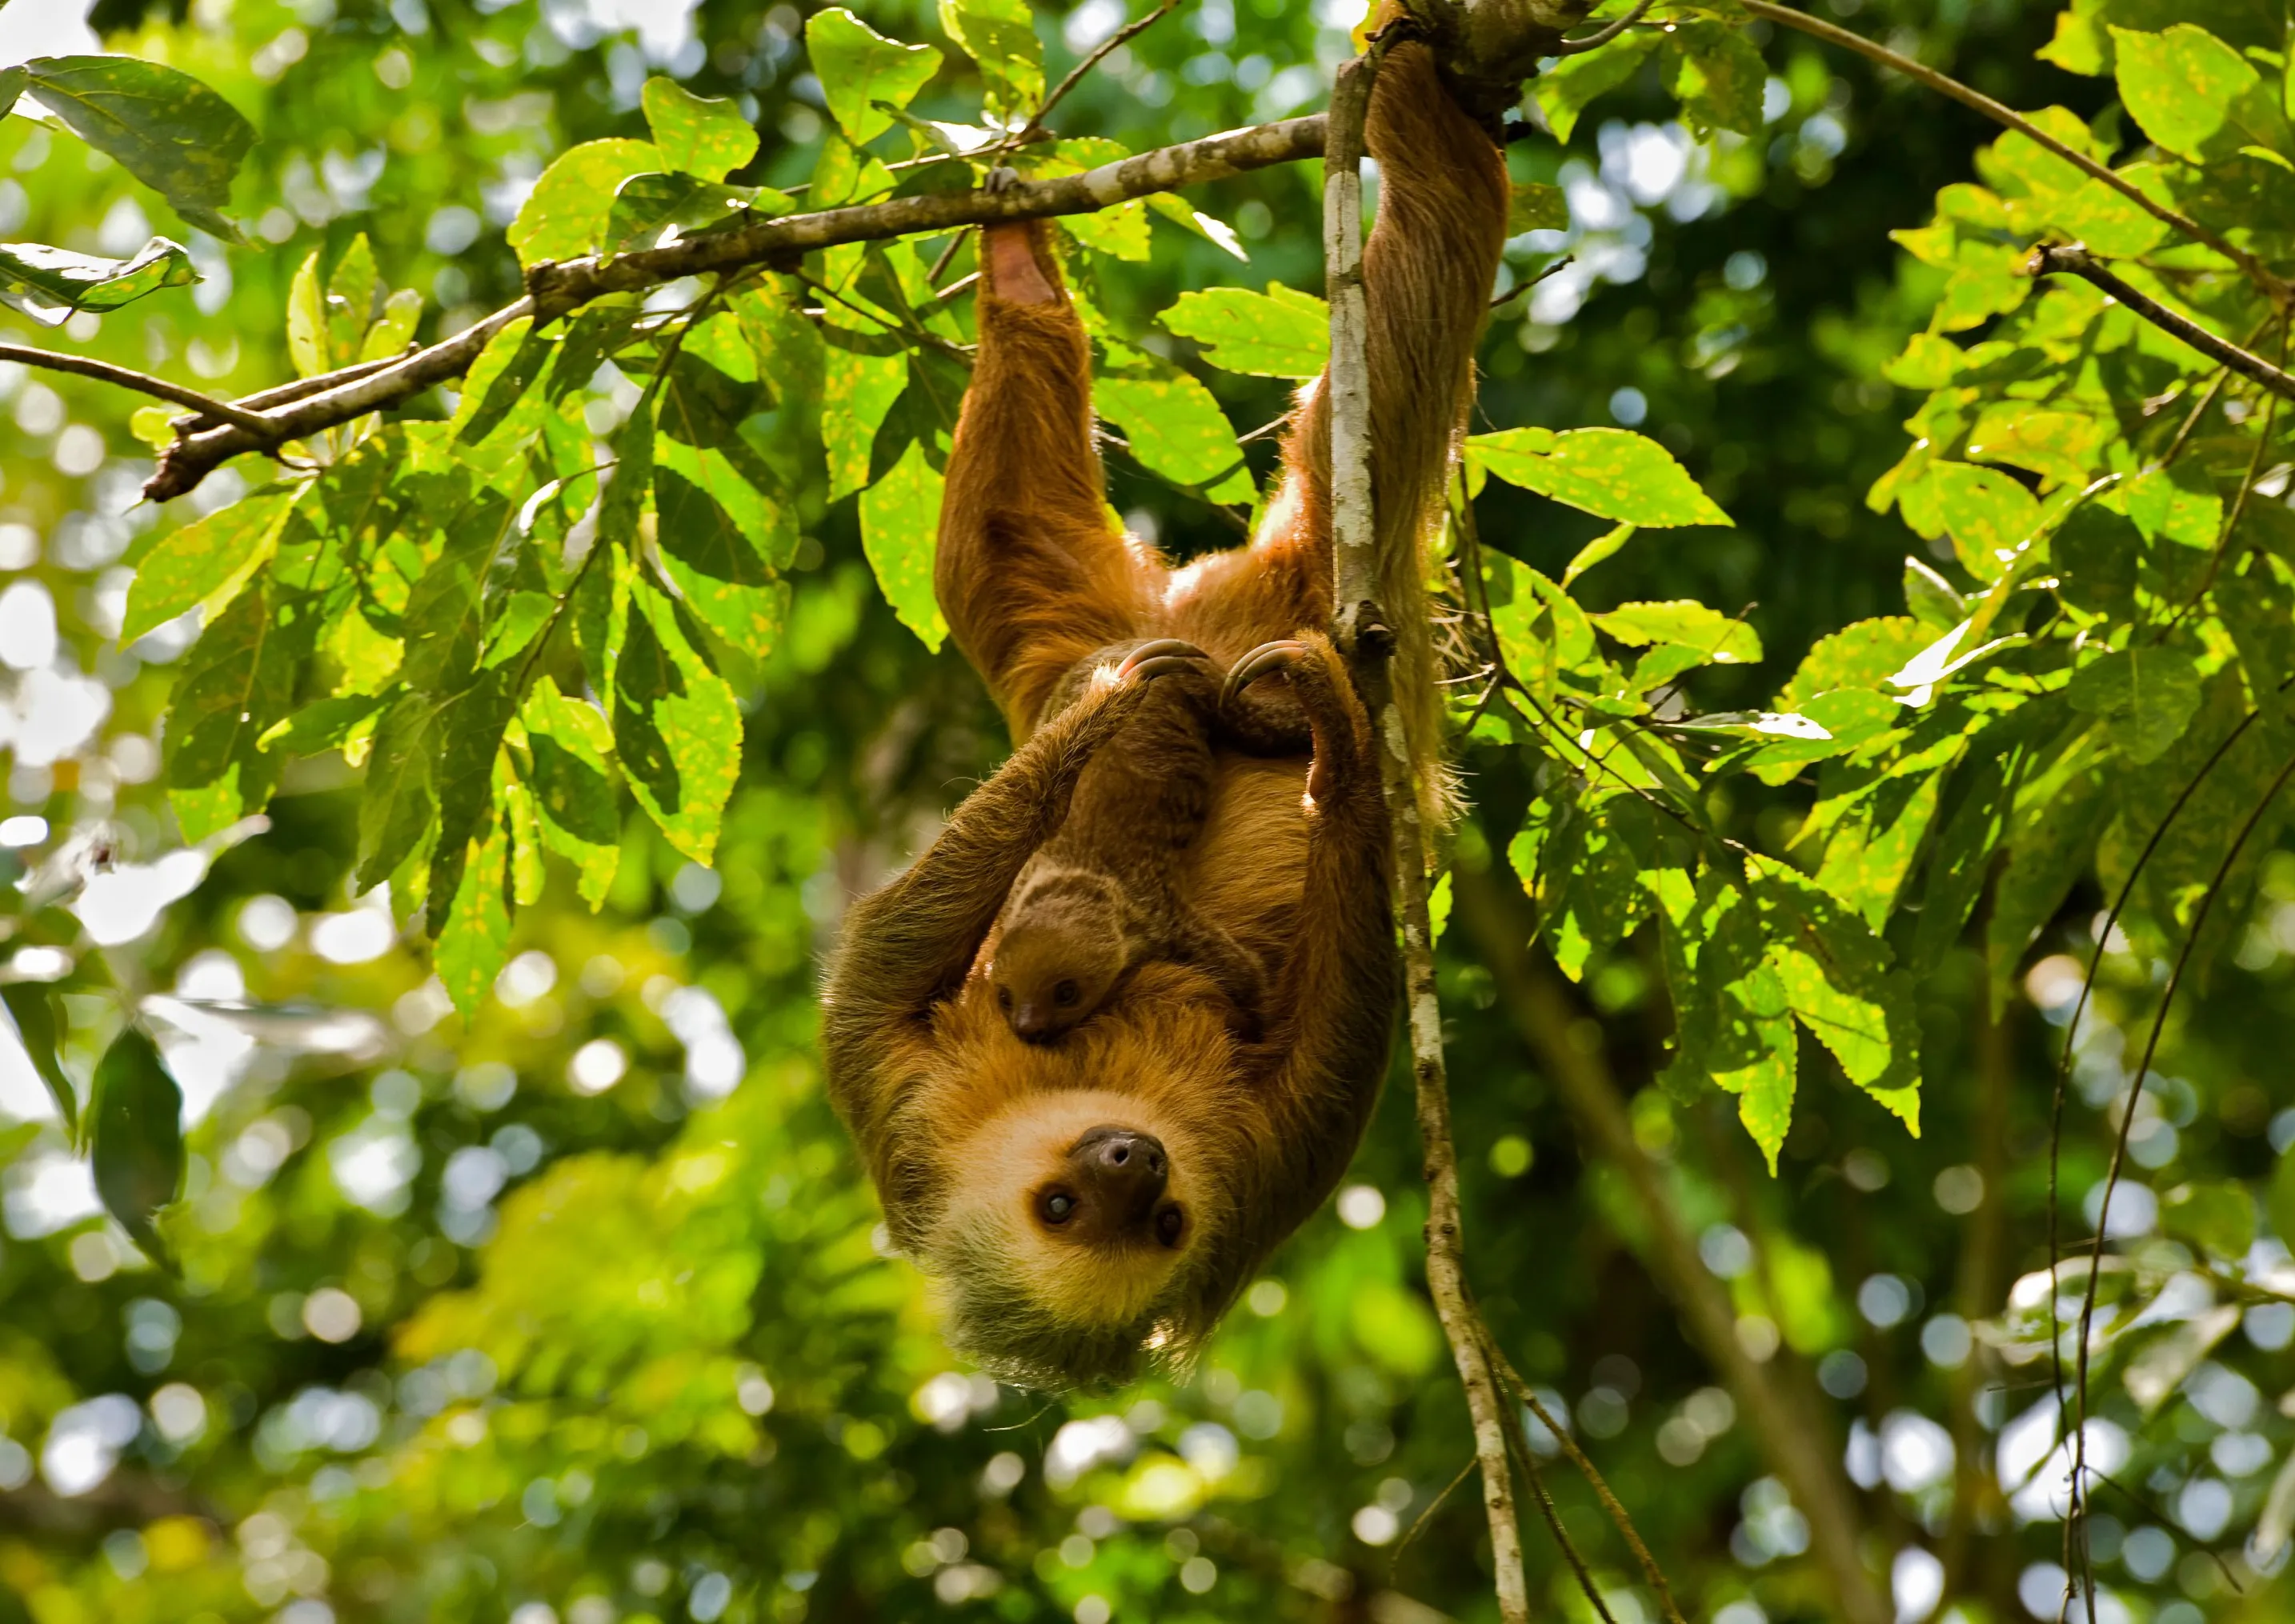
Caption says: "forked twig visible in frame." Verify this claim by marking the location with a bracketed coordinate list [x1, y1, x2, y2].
[1025, 0, 1181, 136]
[1551, 0, 1654, 56]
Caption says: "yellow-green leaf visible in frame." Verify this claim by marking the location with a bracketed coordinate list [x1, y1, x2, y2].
[1161, 286, 1329, 378]
[807, 9, 943, 147]
[1467, 427, 1732, 528]
[641, 78, 759, 180]
[857, 440, 949, 653]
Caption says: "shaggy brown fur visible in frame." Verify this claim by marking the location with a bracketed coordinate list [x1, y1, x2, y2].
[990, 646, 1268, 1044]
[823, 35, 1508, 1389]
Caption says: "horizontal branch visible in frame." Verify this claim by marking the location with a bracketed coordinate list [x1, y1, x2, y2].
[1739, 0, 2292, 309]
[142, 114, 1327, 502]
[2029, 242, 2295, 402]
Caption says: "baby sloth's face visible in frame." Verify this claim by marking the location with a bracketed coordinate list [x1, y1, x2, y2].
[991, 908, 1127, 1042]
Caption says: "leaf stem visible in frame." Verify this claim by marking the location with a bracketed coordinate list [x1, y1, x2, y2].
[1737, 0, 2293, 308]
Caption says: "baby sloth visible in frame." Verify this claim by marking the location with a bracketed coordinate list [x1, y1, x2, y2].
[989, 640, 1268, 1043]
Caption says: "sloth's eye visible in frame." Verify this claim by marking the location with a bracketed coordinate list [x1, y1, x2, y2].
[996, 986, 1013, 1010]
[1156, 1206, 1184, 1247]
[1041, 1192, 1076, 1224]
[1053, 979, 1079, 1006]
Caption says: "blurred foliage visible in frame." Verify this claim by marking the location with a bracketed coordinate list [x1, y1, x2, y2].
[1, 1, 2294, 1623]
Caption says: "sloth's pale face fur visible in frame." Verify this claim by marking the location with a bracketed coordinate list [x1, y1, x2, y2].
[938, 1090, 1196, 1328]
[888, 962, 1260, 1389]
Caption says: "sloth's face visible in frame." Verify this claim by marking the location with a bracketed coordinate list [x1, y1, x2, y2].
[943, 1090, 1200, 1330]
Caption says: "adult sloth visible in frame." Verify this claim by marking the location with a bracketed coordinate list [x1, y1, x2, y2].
[823, 30, 1508, 1388]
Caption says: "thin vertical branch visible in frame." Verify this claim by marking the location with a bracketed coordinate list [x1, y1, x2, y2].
[1324, 38, 1528, 1624]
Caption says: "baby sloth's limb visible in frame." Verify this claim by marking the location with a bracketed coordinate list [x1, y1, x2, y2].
[824, 667, 1167, 1130]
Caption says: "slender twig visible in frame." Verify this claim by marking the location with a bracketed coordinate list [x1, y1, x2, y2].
[927, 228, 974, 286]
[0, 342, 274, 434]
[1324, 28, 1527, 1624]
[1024, 0, 1180, 136]
[2029, 245, 2295, 403]
[1488, 253, 1576, 312]
[1497, 1400, 1620, 1624]
[1389, 1454, 1477, 1572]
[1488, 1343, 1688, 1624]
[1737, 0, 2291, 307]
[2064, 746, 2295, 1620]
[927, 270, 981, 304]
[1236, 412, 1291, 446]
[1550, 0, 1654, 56]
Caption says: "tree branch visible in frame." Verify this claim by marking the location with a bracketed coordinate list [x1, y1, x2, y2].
[0, 342, 274, 433]
[1450, 861, 1892, 1624]
[142, 114, 1331, 503]
[1739, 0, 2292, 309]
[1324, 36, 1528, 1623]
[2029, 243, 2295, 402]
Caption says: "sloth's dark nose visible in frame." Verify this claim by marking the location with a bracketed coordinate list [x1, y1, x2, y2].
[1071, 1126, 1168, 1215]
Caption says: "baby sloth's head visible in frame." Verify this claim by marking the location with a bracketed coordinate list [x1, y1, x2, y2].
[991, 866, 1131, 1042]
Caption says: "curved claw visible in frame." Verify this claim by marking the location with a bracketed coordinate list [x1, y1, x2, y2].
[1125, 655, 1212, 684]
[1218, 639, 1308, 714]
[1115, 638, 1212, 680]
[983, 164, 1022, 195]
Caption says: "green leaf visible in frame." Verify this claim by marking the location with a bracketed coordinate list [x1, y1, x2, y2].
[857, 439, 950, 653]
[605, 173, 768, 253]
[2162, 1180, 2256, 1260]
[357, 691, 440, 891]
[23, 54, 255, 240]
[2065, 644, 2202, 766]
[614, 576, 743, 865]
[1926, 461, 2040, 582]
[89, 1028, 183, 1265]
[1533, 31, 1661, 145]
[1592, 600, 1761, 664]
[519, 678, 621, 909]
[936, 0, 1043, 124]
[400, 488, 518, 695]
[1507, 182, 1569, 234]
[1161, 286, 1330, 378]
[641, 78, 759, 180]
[1779, 616, 1930, 712]
[1563, 523, 1635, 588]
[435, 816, 511, 1021]
[326, 235, 379, 362]
[1, 984, 75, 1137]
[122, 485, 299, 645]
[423, 672, 519, 938]
[2110, 24, 2281, 165]
[1902, 556, 1968, 634]
[1098, 365, 1249, 502]
[2125, 465, 2221, 549]
[824, 347, 910, 502]
[258, 691, 388, 758]
[450, 316, 550, 459]
[166, 582, 298, 842]
[655, 462, 791, 658]
[807, 9, 944, 146]
[1467, 428, 1733, 527]
[0, 235, 195, 319]
[1884, 333, 1963, 391]
[1664, 21, 1768, 138]
[0, 66, 26, 122]
[1750, 854, 1922, 1133]
[1988, 745, 2109, 1014]
[508, 138, 662, 268]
